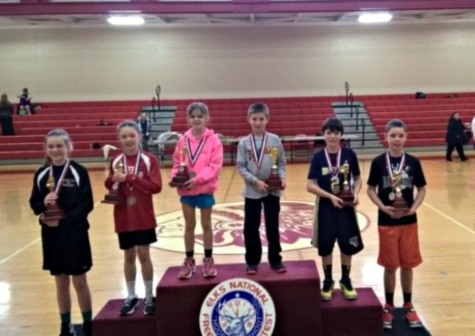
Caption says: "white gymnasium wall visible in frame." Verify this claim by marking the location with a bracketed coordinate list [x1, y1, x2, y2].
[0, 22, 474, 102]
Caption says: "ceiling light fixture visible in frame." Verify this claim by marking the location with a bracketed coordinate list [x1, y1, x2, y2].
[358, 12, 392, 24]
[107, 16, 145, 26]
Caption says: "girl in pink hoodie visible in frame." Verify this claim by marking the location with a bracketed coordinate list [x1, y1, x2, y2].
[170, 102, 224, 279]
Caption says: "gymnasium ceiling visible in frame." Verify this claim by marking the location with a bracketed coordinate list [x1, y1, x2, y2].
[1, 0, 475, 28]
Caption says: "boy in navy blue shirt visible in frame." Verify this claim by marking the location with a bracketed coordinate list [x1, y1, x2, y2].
[307, 118, 363, 301]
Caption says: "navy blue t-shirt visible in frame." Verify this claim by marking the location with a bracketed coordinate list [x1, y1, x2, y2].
[308, 147, 361, 192]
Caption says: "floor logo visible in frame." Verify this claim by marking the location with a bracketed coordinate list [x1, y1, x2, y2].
[199, 278, 275, 336]
[152, 201, 370, 254]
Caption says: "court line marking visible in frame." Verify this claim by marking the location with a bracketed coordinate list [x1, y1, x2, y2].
[0, 238, 41, 266]
[0, 201, 103, 266]
[423, 201, 475, 235]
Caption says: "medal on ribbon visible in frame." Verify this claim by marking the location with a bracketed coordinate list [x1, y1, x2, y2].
[122, 152, 141, 207]
[324, 149, 342, 195]
[186, 137, 207, 176]
[386, 151, 406, 201]
[250, 133, 268, 169]
[48, 159, 71, 195]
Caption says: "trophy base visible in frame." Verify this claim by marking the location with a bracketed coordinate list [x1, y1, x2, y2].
[340, 192, 355, 207]
[43, 206, 65, 222]
[169, 176, 189, 188]
[101, 194, 119, 204]
[393, 197, 410, 214]
[266, 176, 283, 192]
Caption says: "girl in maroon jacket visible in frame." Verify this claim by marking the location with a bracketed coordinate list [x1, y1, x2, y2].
[104, 120, 162, 316]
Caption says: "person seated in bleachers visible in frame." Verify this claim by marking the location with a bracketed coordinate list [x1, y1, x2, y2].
[18, 88, 35, 115]
[137, 113, 151, 152]
[0, 94, 15, 135]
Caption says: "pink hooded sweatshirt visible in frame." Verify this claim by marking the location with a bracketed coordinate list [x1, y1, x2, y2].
[171, 128, 223, 196]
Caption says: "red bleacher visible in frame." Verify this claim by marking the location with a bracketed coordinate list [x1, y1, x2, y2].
[171, 97, 335, 137]
[0, 102, 143, 160]
[362, 92, 475, 147]
[2, 93, 474, 161]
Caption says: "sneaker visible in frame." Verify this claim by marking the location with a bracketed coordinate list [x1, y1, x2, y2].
[403, 302, 423, 328]
[321, 279, 335, 301]
[59, 322, 76, 336]
[271, 262, 287, 273]
[383, 304, 395, 330]
[119, 296, 139, 316]
[82, 321, 92, 336]
[178, 257, 196, 280]
[203, 257, 218, 278]
[143, 296, 156, 316]
[339, 278, 358, 300]
[246, 265, 258, 275]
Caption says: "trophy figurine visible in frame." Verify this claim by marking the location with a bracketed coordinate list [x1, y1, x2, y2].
[265, 147, 283, 191]
[102, 161, 124, 204]
[339, 160, 354, 206]
[390, 171, 410, 214]
[42, 175, 65, 224]
[169, 147, 191, 188]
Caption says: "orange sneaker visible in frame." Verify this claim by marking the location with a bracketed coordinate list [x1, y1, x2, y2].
[382, 303, 395, 329]
[178, 257, 195, 280]
[203, 257, 217, 278]
[403, 302, 423, 328]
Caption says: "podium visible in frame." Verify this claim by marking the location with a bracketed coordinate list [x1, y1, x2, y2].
[93, 299, 156, 336]
[93, 260, 384, 336]
[321, 288, 383, 336]
[156, 260, 321, 336]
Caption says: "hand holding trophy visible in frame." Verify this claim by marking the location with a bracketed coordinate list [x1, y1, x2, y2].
[41, 175, 65, 226]
[265, 147, 283, 191]
[102, 161, 124, 204]
[339, 160, 355, 206]
[389, 170, 409, 215]
[169, 147, 191, 188]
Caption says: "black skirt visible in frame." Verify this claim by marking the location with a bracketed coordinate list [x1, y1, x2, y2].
[41, 225, 92, 276]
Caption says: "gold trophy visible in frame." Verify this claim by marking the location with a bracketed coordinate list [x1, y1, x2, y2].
[339, 160, 354, 206]
[265, 147, 283, 191]
[390, 171, 410, 214]
[169, 147, 190, 188]
[102, 161, 124, 204]
[42, 175, 65, 224]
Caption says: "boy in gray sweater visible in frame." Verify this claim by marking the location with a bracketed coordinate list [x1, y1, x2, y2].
[236, 102, 287, 274]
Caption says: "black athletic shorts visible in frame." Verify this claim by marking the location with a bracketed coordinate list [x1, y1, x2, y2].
[118, 229, 157, 250]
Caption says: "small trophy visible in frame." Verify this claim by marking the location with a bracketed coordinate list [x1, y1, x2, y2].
[389, 171, 410, 214]
[265, 147, 283, 191]
[169, 147, 190, 188]
[102, 161, 124, 204]
[42, 175, 65, 224]
[339, 160, 354, 206]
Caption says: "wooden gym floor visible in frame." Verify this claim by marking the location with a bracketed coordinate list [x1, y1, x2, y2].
[0, 158, 474, 336]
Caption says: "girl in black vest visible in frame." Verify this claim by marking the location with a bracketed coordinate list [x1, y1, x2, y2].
[29, 129, 94, 336]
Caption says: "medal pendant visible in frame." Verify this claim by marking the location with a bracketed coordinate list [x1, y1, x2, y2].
[331, 183, 340, 195]
[388, 192, 396, 201]
[127, 196, 137, 206]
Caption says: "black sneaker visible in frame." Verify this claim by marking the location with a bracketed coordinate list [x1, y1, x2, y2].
[59, 322, 76, 336]
[271, 262, 287, 273]
[82, 321, 92, 336]
[119, 296, 139, 316]
[143, 296, 156, 316]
